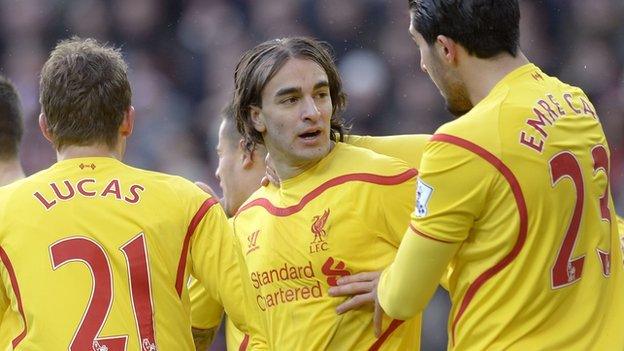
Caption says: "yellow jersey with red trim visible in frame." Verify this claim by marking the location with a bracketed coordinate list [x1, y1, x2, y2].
[187, 134, 432, 351]
[381, 63, 624, 350]
[346, 134, 431, 170]
[0, 157, 252, 350]
[234, 143, 420, 350]
[189, 218, 248, 350]
[618, 216, 624, 267]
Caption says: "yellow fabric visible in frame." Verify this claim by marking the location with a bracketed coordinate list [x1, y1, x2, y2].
[189, 218, 248, 350]
[234, 143, 420, 350]
[0, 157, 251, 350]
[225, 316, 246, 351]
[619, 216, 624, 267]
[346, 134, 431, 169]
[379, 64, 624, 350]
[379, 231, 459, 320]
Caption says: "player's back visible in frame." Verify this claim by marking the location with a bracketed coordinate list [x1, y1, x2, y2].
[0, 157, 218, 350]
[428, 64, 624, 349]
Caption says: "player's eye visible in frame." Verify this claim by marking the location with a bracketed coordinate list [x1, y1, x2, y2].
[315, 91, 329, 99]
[281, 96, 299, 105]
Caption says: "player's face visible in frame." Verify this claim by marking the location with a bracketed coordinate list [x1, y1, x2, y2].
[252, 58, 333, 170]
[409, 23, 473, 117]
[215, 122, 253, 216]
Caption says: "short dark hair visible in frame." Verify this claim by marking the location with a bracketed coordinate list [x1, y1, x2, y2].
[39, 37, 132, 150]
[0, 75, 23, 160]
[232, 37, 347, 153]
[409, 0, 520, 58]
[220, 101, 244, 149]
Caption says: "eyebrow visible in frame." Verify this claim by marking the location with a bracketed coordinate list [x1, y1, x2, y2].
[274, 80, 330, 97]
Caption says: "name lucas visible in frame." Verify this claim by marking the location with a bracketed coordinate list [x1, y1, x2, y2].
[519, 92, 597, 153]
[33, 179, 145, 210]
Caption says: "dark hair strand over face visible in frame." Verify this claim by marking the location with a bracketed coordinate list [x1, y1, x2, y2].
[232, 37, 348, 153]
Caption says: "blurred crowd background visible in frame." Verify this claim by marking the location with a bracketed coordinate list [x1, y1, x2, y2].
[1, 0, 622, 350]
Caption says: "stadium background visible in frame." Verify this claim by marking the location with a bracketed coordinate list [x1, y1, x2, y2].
[1, 0, 622, 349]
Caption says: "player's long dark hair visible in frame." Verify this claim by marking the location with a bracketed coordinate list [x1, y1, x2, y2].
[232, 37, 348, 153]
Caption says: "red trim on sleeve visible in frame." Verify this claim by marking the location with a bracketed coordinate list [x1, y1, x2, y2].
[431, 134, 528, 345]
[175, 197, 219, 297]
[409, 224, 454, 243]
[0, 245, 27, 348]
[236, 169, 418, 217]
[238, 334, 250, 351]
[368, 319, 404, 350]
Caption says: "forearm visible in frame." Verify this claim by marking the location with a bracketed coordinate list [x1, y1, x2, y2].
[192, 326, 217, 351]
[378, 229, 459, 320]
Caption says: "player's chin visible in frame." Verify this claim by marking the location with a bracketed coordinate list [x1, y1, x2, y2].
[293, 145, 329, 163]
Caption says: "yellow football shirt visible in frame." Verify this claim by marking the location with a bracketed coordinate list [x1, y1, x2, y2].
[379, 63, 624, 350]
[619, 216, 624, 267]
[189, 218, 248, 350]
[346, 134, 431, 170]
[188, 134, 431, 351]
[233, 143, 420, 350]
[0, 157, 250, 350]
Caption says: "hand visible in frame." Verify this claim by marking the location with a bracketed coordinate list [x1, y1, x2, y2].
[373, 288, 384, 338]
[327, 271, 380, 314]
[260, 153, 280, 187]
[195, 181, 217, 198]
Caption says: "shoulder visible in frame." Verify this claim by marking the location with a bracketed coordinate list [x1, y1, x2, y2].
[332, 143, 414, 176]
[125, 165, 208, 199]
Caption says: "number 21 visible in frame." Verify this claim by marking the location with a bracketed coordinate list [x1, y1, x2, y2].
[50, 233, 157, 350]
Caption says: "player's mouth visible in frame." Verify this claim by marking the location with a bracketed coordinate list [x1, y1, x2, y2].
[298, 129, 323, 144]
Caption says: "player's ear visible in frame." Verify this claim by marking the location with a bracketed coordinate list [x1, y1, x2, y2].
[435, 35, 458, 64]
[239, 139, 254, 169]
[250, 105, 266, 133]
[38, 113, 53, 143]
[120, 106, 135, 137]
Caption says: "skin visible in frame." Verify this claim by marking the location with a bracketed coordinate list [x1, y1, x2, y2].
[38, 106, 136, 161]
[192, 119, 266, 350]
[250, 57, 334, 181]
[330, 11, 531, 335]
[215, 119, 267, 217]
[0, 158, 24, 186]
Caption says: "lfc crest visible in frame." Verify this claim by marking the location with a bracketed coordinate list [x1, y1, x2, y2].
[310, 209, 330, 253]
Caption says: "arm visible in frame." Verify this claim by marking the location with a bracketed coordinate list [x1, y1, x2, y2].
[377, 230, 459, 320]
[377, 137, 493, 319]
[189, 278, 223, 350]
[345, 134, 431, 169]
[191, 326, 218, 351]
[328, 160, 417, 312]
[190, 203, 267, 349]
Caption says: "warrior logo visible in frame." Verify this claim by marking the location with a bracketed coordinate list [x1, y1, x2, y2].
[310, 209, 330, 253]
[247, 230, 260, 255]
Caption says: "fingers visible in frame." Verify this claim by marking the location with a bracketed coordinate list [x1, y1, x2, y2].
[194, 181, 217, 198]
[374, 300, 384, 337]
[336, 271, 380, 285]
[328, 281, 373, 297]
[264, 153, 281, 187]
[335, 293, 375, 314]
[261, 176, 270, 187]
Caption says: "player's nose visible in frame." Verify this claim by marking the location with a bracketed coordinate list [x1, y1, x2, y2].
[301, 96, 321, 121]
[214, 166, 221, 182]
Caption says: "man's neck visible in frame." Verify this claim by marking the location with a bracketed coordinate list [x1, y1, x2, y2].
[462, 51, 530, 106]
[272, 142, 334, 181]
[57, 144, 121, 162]
[0, 158, 25, 186]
